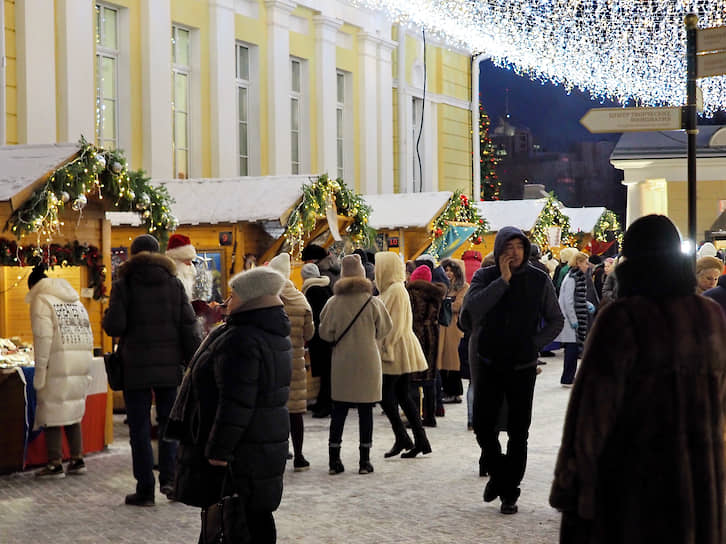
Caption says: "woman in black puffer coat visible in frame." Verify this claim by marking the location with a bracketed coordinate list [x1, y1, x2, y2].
[168, 267, 292, 543]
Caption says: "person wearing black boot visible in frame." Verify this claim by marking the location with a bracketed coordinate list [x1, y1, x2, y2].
[374, 253, 432, 459]
[461, 227, 563, 515]
[319, 255, 392, 475]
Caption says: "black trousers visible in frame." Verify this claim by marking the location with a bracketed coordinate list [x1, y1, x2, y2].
[381, 373, 426, 445]
[473, 365, 537, 503]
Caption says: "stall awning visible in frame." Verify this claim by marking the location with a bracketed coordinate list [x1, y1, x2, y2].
[0, 143, 80, 209]
[363, 192, 452, 230]
[107, 175, 310, 226]
[561, 206, 606, 233]
[474, 199, 548, 232]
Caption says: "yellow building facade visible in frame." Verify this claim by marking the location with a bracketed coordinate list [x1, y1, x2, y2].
[2, 0, 474, 197]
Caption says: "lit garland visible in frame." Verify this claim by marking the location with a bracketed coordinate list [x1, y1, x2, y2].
[429, 190, 489, 257]
[593, 209, 624, 247]
[479, 102, 500, 201]
[5, 136, 177, 244]
[284, 175, 375, 257]
[530, 193, 573, 251]
[0, 238, 106, 300]
[353, 1, 726, 113]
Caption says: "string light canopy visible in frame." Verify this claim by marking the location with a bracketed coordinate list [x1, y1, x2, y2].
[355, 0, 726, 114]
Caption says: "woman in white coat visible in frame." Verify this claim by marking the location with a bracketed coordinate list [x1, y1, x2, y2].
[375, 252, 432, 459]
[26, 264, 93, 478]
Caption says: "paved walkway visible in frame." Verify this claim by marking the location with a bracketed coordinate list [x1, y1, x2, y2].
[0, 353, 570, 543]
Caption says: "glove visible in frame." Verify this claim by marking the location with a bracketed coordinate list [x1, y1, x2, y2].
[586, 301, 596, 315]
[570, 321, 579, 330]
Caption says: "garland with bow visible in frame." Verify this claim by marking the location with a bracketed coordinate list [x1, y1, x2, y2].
[284, 175, 374, 257]
[430, 190, 489, 243]
[5, 136, 177, 244]
[0, 238, 105, 299]
[593, 209, 623, 247]
[530, 193, 574, 251]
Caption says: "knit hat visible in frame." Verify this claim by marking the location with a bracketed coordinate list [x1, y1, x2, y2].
[301, 263, 321, 280]
[622, 215, 681, 259]
[268, 252, 291, 279]
[416, 254, 436, 267]
[410, 265, 432, 282]
[130, 234, 160, 255]
[229, 267, 285, 303]
[166, 233, 196, 261]
[341, 254, 365, 278]
[696, 256, 723, 275]
[301, 243, 328, 262]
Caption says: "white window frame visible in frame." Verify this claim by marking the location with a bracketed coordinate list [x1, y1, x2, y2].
[290, 57, 309, 175]
[412, 96, 424, 192]
[172, 24, 192, 179]
[236, 44, 250, 176]
[235, 41, 260, 176]
[336, 70, 353, 182]
[95, 3, 119, 149]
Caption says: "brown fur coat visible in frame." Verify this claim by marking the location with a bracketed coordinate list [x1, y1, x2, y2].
[407, 280, 446, 381]
[550, 294, 726, 543]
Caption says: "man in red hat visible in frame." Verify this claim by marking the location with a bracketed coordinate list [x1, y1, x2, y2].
[166, 233, 197, 300]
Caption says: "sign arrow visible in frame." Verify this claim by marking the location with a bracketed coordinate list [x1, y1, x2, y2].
[580, 107, 682, 134]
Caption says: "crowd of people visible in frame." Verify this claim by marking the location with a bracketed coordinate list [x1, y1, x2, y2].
[25, 214, 726, 543]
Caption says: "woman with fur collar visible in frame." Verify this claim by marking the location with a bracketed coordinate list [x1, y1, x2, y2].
[407, 265, 447, 427]
[27, 264, 94, 478]
[269, 253, 314, 472]
[550, 215, 726, 543]
[319, 254, 392, 475]
[437, 258, 469, 403]
[301, 263, 334, 418]
[375, 252, 432, 459]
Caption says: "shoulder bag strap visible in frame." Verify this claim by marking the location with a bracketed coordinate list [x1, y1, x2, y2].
[332, 296, 373, 347]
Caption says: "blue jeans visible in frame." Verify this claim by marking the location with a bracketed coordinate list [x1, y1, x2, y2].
[124, 387, 178, 496]
[561, 343, 579, 385]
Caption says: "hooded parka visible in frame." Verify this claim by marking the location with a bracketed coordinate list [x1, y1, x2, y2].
[26, 278, 93, 429]
[374, 252, 428, 376]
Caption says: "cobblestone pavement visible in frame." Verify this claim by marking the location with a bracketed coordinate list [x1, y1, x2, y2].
[0, 352, 570, 544]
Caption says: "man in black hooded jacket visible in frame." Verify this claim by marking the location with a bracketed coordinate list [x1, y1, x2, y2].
[460, 226, 563, 514]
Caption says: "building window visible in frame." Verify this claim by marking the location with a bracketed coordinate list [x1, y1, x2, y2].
[95, 4, 118, 149]
[236, 44, 250, 176]
[412, 97, 424, 192]
[290, 58, 302, 175]
[336, 71, 345, 180]
[172, 25, 191, 179]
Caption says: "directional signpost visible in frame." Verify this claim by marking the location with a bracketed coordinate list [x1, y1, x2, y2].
[579, 107, 682, 133]
[580, 17, 726, 254]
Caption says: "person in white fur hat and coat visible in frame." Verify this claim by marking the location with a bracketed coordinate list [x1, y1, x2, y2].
[319, 254, 392, 475]
[269, 252, 315, 471]
[26, 264, 94, 478]
[165, 233, 197, 300]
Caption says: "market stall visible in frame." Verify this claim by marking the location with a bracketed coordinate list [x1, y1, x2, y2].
[0, 140, 174, 471]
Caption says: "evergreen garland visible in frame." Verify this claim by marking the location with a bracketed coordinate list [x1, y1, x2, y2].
[593, 209, 623, 247]
[0, 238, 106, 299]
[531, 193, 573, 251]
[284, 175, 374, 257]
[479, 103, 501, 201]
[5, 136, 177, 245]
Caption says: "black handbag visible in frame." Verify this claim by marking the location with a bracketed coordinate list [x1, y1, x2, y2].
[201, 469, 247, 544]
[438, 296, 453, 326]
[103, 348, 124, 391]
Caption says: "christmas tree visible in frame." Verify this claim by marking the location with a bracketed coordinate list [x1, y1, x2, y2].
[479, 103, 500, 201]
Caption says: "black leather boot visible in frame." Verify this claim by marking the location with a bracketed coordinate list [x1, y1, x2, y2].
[328, 447, 344, 475]
[358, 447, 374, 474]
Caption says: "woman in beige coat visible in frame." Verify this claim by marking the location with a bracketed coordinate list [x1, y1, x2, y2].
[269, 253, 314, 471]
[319, 254, 392, 475]
[375, 252, 432, 459]
[437, 258, 468, 403]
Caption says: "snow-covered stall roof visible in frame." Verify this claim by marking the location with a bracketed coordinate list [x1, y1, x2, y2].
[363, 192, 453, 230]
[0, 143, 80, 203]
[561, 206, 606, 233]
[474, 199, 548, 232]
[107, 175, 310, 226]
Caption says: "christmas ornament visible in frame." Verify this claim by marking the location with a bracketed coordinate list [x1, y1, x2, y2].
[60, 191, 70, 203]
[135, 193, 151, 210]
[111, 161, 123, 174]
[72, 194, 87, 211]
[142, 210, 151, 218]
[95, 154, 106, 170]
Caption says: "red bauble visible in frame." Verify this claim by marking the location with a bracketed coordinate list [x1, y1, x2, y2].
[475, 236, 482, 244]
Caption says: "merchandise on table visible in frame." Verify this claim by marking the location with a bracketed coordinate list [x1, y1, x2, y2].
[0, 337, 34, 368]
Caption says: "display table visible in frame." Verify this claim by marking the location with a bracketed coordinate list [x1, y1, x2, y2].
[0, 357, 108, 474]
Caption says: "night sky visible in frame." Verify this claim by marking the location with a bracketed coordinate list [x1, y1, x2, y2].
[479, 59, 621, 152]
